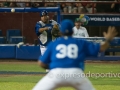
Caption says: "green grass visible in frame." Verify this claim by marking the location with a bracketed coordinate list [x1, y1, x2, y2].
[85, 63, 120, 73]
[0, 62, 120, 90]
[0, 82, 120, 90]
[0, 62, 45, 72]
[0, 62, 120, 73]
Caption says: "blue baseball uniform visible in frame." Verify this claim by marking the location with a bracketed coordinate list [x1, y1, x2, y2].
[33, 19, 99, 90]
[35, 10, 59, 56]
[40, 37, 100, 70]
[35, 20, 58, 46]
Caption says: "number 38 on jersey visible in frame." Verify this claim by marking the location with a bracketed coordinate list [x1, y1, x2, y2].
[56, 44, 78, 59]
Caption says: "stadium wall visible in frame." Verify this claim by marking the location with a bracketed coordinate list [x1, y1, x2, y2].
[0, 12, 54, 44]
[0, 13, 120, 43]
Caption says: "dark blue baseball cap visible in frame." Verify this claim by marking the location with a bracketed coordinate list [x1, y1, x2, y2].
[60, 19, 74, 34]
[40, 10, 48, 16]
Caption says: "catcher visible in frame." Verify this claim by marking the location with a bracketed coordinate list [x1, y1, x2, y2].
[35, 10, 60, 72]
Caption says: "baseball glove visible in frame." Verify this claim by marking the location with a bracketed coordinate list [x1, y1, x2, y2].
[51, 24, 61, 37]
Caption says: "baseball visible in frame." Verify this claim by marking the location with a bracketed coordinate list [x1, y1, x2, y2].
[11, 8, 15, 12]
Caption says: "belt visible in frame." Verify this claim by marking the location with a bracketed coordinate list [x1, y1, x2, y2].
[40, 45, 46, 48]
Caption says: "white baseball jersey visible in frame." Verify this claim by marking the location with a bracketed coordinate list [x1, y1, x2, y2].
[72, 26, 89, 38]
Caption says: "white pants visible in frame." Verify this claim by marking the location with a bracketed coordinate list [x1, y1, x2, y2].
[40, 45, 49, 72]
[32, 68, 95, 90]
[40, 45, 47, 56]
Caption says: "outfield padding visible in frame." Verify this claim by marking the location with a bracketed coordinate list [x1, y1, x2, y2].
[16, 45, 40, 60]
[0, 45, 40, 60]
[0, 37, 120, 60]
[0, 44, 16, 58]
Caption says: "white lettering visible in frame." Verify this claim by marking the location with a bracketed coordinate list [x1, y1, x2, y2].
[90, 17, 105, 21]
[106, 17, 120, 21]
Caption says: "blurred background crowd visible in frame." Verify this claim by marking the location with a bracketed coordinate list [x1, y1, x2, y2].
[0, 0, 120, 13]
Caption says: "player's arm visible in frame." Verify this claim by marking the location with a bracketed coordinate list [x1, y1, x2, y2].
[100, 26, 117, 52]
[39, 27, 49, 33]
[35, 22, 49, 35]
[84, 26, 117, 56]
[38, 60, 49, 69]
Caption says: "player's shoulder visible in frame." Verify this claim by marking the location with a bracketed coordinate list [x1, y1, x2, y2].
[46, 39, 59, 50]
[50, 19, 57, 22]
[47, 41, 54, 48]
[80, 26, 87, 30]
[49, 20, 58, 25]
[36, 21, 40, 25]
[73, 26, 77, 31]
[73, 26, 76, 29]
[36, 21, 45, 27]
